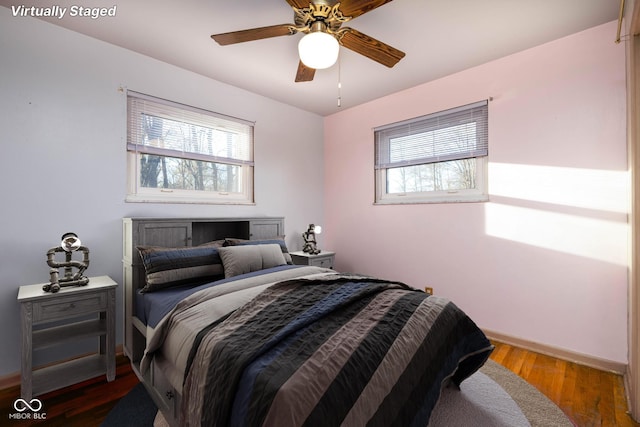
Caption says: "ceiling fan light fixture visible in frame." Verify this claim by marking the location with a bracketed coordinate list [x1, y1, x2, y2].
[210, 1, 405, 83]
[298, 29, 339, 70]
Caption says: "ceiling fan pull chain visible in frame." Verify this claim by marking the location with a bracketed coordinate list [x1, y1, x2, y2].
[337, 55, 342, 108]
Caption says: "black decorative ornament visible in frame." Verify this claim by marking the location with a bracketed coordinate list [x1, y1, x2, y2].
[43, 232, 90, 293]
[302, 224, 322, 255]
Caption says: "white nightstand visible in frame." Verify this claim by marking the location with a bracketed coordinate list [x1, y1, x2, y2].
[290, 251, 335, 269]
[17, 275, 117, 400]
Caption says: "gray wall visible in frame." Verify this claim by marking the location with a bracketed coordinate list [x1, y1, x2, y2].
[0, 8, 325, 376]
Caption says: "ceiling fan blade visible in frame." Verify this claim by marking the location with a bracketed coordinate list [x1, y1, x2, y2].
[339, 28, 405, 67]
[337, 0, 393, 19]
[285, 0, 311, 9]
[295, 61, 316, 82]
[211, 24, 296, 46]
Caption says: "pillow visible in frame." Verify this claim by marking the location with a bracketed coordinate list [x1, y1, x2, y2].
[137, 245, 224, 293]
[218, 244, 287, 278]
[224, 237, 293, 264]
[197, 239, 226, 247]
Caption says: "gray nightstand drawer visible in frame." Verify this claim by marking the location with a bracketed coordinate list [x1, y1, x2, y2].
[290, 251, 335, 269]
[309, 257, 334, 269]
[33, 292, 107, 323]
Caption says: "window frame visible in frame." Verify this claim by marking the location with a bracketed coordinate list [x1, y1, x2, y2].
[126, 91, 255, 205]
[374, 100, 489, 205]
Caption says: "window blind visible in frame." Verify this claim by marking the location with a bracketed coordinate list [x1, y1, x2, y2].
[375, 100, 488, 169]
[127, 91, 254, 166]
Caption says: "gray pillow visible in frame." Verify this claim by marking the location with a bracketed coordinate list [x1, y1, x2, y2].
[223, 237, 293, 264]
[218, 244, 287, 278]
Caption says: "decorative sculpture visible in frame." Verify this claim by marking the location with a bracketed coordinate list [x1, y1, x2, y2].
[43, 232, 90, 293]
[302, 224, 322, 255]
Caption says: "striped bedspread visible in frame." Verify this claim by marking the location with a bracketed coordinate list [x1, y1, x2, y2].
[178, 273, 493, 427]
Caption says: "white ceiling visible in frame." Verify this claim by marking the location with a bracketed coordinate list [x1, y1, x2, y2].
[1, 0, 620, 116]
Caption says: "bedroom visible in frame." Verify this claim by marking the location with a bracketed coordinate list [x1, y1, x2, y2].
[0, 0, 638, 425]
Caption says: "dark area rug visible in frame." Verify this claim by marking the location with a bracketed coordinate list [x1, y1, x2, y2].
[102, 361, 573, 426]
[100, 383, 157, 427]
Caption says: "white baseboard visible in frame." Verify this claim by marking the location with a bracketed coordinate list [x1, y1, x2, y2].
[484, 329, 627, 376]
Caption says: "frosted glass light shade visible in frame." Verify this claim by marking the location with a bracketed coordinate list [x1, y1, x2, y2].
[298, 32, 339, 69]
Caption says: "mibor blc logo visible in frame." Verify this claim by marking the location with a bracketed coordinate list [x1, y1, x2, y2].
[9, 398, 46, 420]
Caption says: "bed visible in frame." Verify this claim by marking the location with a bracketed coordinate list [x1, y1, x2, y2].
[122, 217, 493, 427]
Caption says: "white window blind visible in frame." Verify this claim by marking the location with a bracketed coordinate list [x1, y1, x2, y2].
[375, 100, 488, 170]
[127, 91, 254, 167]
[374, 100, 489, 204]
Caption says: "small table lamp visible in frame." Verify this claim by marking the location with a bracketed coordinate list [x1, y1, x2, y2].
[302, 224, 322, 255]
[43, 232, 90, 293]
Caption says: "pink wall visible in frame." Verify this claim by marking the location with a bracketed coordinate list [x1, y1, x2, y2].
[323, 21, 628, 363]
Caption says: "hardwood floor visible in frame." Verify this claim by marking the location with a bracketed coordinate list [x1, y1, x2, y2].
[0, 355, 139, 427]
[490, 341, 639, 427]
[0, 344, 638, 426]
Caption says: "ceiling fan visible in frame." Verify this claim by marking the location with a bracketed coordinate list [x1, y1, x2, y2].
[211, 0, 405, 82]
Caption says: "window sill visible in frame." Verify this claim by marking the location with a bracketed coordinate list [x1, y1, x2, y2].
[125, 194, 255, 205]
[374, 194, 489, 205]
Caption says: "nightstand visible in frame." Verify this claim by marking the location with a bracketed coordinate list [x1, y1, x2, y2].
[290, 251, 335, 269]
[17, 276, 117, 400]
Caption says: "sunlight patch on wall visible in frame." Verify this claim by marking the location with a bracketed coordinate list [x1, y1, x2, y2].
[485, 163, 629, 266]
[489, 163, 629, 214]
[485, 203, 627, 265]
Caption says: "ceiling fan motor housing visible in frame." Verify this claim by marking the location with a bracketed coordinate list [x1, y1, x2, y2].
[294, 3, 349, 34]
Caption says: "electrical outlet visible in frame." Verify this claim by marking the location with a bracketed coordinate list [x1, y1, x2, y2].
[424, 286, 433, 295]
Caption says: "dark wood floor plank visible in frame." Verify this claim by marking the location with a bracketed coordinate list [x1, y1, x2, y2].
[0, 355, 138, 427]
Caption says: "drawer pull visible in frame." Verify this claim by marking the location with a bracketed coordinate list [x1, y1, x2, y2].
[166, 390, 174, 400]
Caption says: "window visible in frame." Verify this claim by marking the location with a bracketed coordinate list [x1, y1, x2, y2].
[126, 91, 254, 204]
[374, 100, 488, 204]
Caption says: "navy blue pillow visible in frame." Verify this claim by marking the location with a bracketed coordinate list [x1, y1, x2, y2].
[137, 245, 224, 293]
